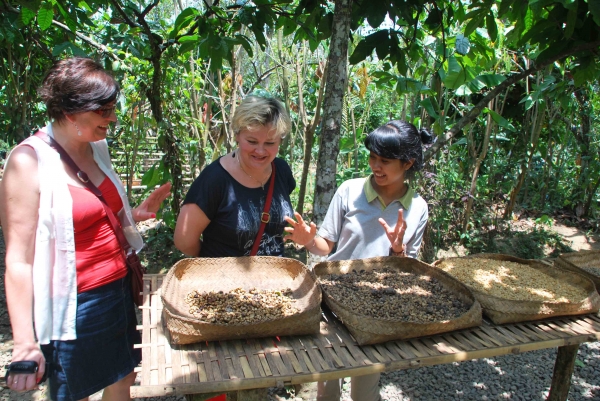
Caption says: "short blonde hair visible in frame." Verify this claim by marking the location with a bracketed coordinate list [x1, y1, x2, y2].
[232, 95, 291, 139]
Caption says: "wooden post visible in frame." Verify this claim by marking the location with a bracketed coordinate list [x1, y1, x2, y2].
[546, 344, 579, 401]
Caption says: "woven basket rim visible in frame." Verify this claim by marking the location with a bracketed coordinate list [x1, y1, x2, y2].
[432, 253, 598, 312]
[313, 256, 480, 323]
[160, 256, 321, 326]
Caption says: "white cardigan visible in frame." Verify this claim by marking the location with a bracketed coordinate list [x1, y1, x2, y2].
[12, 124, 144, 344]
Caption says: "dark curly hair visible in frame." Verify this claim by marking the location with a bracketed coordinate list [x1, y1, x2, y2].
[38, 57, 119, 123]
[364, 120, 434, 174]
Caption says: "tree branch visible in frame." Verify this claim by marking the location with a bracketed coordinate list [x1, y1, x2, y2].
[424, 40, 600, 161]
[51, 20, 120, 61]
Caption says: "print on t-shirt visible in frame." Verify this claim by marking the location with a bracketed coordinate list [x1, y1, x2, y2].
[238, 193, 294, 256]
[183, 157, 297, 257]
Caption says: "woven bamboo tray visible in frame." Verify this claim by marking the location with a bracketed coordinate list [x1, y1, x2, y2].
[313, 257, 482, 346]
[433, 253, 600, 324]
[554, 250, 600, 294]
[161, 257, 322, 344]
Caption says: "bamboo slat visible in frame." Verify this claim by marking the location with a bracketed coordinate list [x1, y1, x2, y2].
[131, 274, 600, 398]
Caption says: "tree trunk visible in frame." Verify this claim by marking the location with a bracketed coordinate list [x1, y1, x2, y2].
[504, 101, 547, 219]
[312, 0, 353, 226]
[463, 100, 494, 233]
[296, 57, 326, 216]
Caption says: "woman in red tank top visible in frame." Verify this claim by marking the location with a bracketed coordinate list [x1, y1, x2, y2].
[0, 57, 171, 400]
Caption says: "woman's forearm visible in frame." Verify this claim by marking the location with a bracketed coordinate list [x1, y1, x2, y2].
[304, 236, 333, 256]
[5, 263, 36, 345]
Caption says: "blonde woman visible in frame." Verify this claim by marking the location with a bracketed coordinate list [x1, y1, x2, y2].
[174, 95, 296, 257]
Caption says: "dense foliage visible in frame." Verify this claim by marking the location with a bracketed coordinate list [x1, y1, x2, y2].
[1, 0, 599, 260]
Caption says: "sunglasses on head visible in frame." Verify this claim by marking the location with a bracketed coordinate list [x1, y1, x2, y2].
[91, 105, 116, 118]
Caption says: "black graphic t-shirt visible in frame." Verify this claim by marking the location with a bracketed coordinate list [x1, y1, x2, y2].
[183, 157, 296, 257]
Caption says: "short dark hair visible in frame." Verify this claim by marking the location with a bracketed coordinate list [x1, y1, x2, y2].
[38, 57, 119, 123]
[364, 120, 434, 173]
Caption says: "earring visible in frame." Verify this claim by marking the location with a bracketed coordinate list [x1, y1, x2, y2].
[73, 122, 82, 136]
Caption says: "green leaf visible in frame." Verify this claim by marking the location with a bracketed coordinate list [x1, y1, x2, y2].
[564, 2, 578, 39]
[464, 8, 485, 37]
[395, 77, 431, 96]
[52, 41, 71, 56]
[366, 2, 386, 28]
[78, 1, 93, 12]
[524, 7, 533, 32]
[486, 14, 498, 42]
[475, 74, 506, 88]
[572, 61, 597, 86]
[420, 97, 440, 119]
[37, 1, 54, 31]
[441, 56, 465, 89]
[21, 6, 36, 25]
[172, 7, 199, 38]
[455, 34, 470, 55]
[498, 0, 516, 17]
[349, 43, 372, 64]
[142, 164, 161, 187]
[178, 41, 196, 55]
[54, 2, 77, 33]
[574, 359, 585, 368]
[589, 0, 600, 26]
[486, 108, 516, 132]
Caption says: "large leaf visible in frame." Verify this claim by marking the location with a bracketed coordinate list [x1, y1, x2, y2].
[171, 7, 199, 39]
[475, 74, 506, 88]
[21, 6, 36, 25]
[486, 108, 516, 132]
[498, 0, 517, 17]
[349, 30, 389, 64]
[441, 56, 465, 89]
[486, 13, 498, 42]
[464, 8, 485, 37]
[589, 0, 600, 26]
[395, 77, 432, 96]
[420, 97, 440, 120]
[37, 1, 54, 31]
[455, 34, 470, 55]
[564, 2, 578, 39]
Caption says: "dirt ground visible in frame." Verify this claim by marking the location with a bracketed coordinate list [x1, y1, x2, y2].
[0, 219, 597, 400]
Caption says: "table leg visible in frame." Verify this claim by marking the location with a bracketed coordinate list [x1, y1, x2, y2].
[546, 344, 579, 401]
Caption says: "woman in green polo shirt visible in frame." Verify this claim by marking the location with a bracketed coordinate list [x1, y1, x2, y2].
[285, 119, 433, 401]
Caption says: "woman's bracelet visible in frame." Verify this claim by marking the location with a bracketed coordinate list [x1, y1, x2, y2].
[389, 244, 406, 257]
[304, 238, 317, 250]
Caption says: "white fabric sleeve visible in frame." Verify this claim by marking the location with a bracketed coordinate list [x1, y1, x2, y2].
[405, 205, 428, 258]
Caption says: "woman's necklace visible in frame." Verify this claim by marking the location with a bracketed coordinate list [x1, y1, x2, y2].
[236, 154, 269, 189]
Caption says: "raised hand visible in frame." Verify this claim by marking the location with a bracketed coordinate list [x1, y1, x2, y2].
[284, 212, 317, 246]
[378, 209, 406, 254]
[132, 182, 172, 222]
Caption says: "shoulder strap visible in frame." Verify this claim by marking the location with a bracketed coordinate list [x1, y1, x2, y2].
[249, 161, 276, 256]
[34, 131, 132, 253]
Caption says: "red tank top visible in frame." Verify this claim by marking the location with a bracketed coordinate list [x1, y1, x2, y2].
[69, 177, 127, 293]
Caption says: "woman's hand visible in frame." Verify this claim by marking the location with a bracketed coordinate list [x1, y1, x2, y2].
[284, 212, 317, 247]
[8, 343, 45, 392]
[132, 182, 172, 222]
[378, 209, 407, 254]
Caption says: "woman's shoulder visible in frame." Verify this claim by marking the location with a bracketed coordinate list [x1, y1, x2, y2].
[408, 190, 428, 214]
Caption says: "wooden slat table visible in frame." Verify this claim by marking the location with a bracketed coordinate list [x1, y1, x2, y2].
[131, 274, 600, 400]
